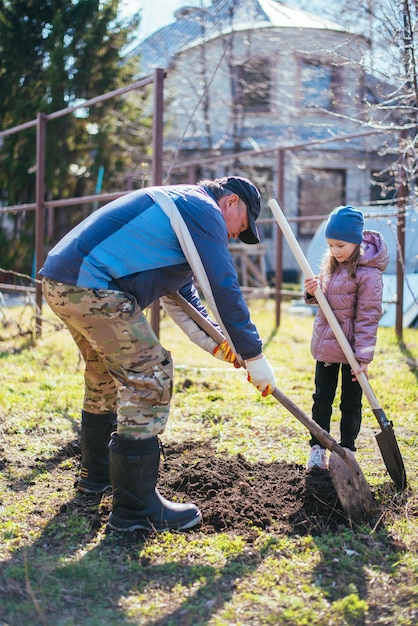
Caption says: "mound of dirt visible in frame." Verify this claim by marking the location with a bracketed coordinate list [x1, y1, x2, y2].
[0, 437, 349, 540]
[159, 442, 348, 536]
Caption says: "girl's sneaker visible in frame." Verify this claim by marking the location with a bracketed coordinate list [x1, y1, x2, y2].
[307, 445, 327, 470]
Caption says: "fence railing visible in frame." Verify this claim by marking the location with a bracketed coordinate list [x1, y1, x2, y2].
[0, 72, 409, 338]
[0, 69, 165, 336]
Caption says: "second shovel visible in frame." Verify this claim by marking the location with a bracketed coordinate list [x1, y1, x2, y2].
[269, 198, 407, 490]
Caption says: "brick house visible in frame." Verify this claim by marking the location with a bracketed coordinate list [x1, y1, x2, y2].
[131, 0, 396, 280]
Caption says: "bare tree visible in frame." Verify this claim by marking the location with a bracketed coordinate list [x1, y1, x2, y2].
[293, 0, 418, 203]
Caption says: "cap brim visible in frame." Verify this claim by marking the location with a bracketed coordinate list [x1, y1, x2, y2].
[238, 211, 260, 244]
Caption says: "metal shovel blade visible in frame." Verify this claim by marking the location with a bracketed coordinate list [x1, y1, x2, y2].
[328, 450, 374, 521]
[375, 426, 407, 490]
[272, 388, 374, 521]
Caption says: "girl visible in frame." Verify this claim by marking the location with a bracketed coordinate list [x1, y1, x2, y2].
[304, 205, 389, 470]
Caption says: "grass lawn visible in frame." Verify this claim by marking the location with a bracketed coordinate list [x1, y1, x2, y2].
[0, 297, 417, 625]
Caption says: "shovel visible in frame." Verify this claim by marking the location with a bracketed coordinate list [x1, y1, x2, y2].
[168, 291, 374, 521]
[269, 198, 407, 490]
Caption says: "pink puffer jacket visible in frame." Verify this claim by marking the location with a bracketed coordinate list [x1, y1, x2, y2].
[308, 230, 389, 365]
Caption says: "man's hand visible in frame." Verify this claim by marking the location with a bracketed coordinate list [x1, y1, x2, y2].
[246, 354, 276, 396]
[212, 339, 240, 365]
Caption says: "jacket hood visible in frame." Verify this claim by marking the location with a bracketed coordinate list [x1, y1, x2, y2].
[360, 230, 389, 272]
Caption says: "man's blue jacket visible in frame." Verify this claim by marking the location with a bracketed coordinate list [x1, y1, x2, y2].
[40, 184, 263, 360]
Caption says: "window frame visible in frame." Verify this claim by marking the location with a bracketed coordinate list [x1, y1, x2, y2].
[232, 58, 272, 114]
[298, 168, 346, 237]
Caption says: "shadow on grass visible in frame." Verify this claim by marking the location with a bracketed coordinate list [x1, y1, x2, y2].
[261, 322, 279, 350]
[0, 492, 265, 625]
[0, 439, 411, 626]
[305, 472, 414, 626]
[398, 337, 418, 382]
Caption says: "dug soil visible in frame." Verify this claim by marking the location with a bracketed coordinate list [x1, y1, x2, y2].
[1, 438, 350, 541]
[158, 441, 347, 536]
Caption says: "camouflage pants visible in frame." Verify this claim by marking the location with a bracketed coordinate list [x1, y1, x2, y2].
[42, 278, 173, 439]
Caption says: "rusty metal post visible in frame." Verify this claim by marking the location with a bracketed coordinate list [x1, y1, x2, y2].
[187, 163, 197, 184]
[396, 200, 406, 340]
[395, 129, 407, 340]
[274, 149, 285, 328]
[35, 113, 46, 336]
[150, 68, 165, 336]
[395, 195, 405, 341]
[152, 68, 164, 187]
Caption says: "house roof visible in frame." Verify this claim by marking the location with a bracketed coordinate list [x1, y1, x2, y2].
[130, 0, 346, 77]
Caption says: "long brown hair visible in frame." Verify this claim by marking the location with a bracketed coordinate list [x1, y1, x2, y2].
[320, 244, 362, 279]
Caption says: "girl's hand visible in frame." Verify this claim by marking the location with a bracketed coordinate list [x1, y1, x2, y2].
[304, 276, 319, 296]
[352, 363, 368, 381]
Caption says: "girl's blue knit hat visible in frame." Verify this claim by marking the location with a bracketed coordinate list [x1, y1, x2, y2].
[325, 205, 364, 244]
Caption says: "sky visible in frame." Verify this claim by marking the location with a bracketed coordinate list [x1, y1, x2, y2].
[119, 1, 342, 42]
[119, 0, 211, 41]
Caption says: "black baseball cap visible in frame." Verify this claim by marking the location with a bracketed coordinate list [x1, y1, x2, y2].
[222, 176, 261, 244]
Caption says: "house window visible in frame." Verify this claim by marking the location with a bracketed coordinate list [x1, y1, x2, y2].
[301, 60, 339, 110]
[233, 59, 271, 112]
[298, 169, 346, 236]
[370, 169, 396, 204]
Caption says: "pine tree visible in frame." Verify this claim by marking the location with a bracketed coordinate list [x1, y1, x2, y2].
[0, 0, 149, 273]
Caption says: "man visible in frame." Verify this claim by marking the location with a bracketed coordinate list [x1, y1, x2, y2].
[40, 175, 276, 533]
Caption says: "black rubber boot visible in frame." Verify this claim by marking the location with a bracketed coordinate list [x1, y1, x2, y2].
[107, 433, 202, 532]
[77, 410, 117, 494]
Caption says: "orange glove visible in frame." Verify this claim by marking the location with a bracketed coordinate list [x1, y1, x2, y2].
[212, 339, 238, 364]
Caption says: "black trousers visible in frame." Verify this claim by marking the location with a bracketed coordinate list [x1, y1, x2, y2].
[310, 361, 363, 451]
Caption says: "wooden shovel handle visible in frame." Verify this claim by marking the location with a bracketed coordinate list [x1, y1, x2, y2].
[168, 292, 225, 344]
[167, 291, 351, 462]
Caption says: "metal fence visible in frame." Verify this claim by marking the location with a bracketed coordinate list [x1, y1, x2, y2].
[0, 70, 409, 338]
